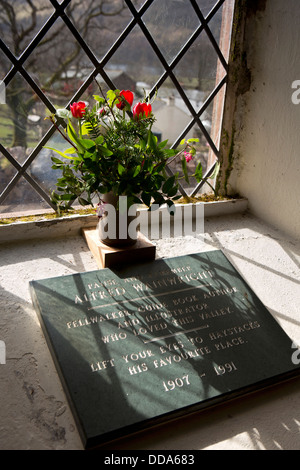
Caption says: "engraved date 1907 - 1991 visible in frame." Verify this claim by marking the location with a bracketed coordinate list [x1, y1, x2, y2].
[163, 374, 190, 392]
[162, 362, 238, 391]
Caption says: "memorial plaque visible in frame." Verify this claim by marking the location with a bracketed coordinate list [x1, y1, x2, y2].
[30, 250, 300, 449]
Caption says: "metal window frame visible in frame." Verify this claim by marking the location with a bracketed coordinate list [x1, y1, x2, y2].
[0, 0, 231, 212]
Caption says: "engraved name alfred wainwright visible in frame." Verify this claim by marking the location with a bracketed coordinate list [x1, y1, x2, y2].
[30, 251, 300, 448]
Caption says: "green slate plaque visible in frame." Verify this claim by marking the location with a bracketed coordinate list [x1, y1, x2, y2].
[29, 250, 300, 449]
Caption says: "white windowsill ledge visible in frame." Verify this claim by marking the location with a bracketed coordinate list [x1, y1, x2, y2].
[0, 198, 248, 244]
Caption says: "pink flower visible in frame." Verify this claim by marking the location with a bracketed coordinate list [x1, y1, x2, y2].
[70, 101, 86, 118]
[184, 151, 193, 163]
[133, 102, 152, 120]
[116, 90, 134, 110]
[97, 107, 106, 117]
[96, 200, 107, 218]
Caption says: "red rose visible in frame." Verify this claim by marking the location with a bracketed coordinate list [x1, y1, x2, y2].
[116, 90, 134, 110]
[133, 102, 152, 120]
[70, 101, 86, 118]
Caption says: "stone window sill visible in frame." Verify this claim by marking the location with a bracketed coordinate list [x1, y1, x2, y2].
[0, 198, 248, 244]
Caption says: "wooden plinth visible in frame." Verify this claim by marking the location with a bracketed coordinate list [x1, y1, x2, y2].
[82, 228, 156, 269]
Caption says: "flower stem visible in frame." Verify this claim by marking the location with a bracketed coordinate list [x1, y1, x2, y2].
[49, 116, 78, 151]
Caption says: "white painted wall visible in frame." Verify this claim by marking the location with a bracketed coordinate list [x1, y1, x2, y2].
[230, 0, 300, 239]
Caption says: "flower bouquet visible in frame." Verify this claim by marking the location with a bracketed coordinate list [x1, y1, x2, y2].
[47, 84, 202, 215]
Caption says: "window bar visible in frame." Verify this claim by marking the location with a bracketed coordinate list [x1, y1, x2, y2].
[18, 123, 62, 177]
[172, 76, 227, 150]
[190, 0, 228, 72]
[0, 144, 56, 209]
[1, 1, 71, 88]
[59, 0, 155, 73]
[147, 0, 226, 100]
[123, 1, 205, 196]
[54, 0, 154, 107]
[125, 0, 223, 152]
[0, 173, 23, 208]
[0, 152, 52, 210]
[99, 0, 156, 69]
[169, 77, 227, 197]
[0, 36, 59, 114]
[190, 161, 218, 197]
[206, 0, 226, 20]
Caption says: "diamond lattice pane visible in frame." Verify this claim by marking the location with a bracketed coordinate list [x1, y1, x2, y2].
[174, 31, 226, 103]
[142, 0, 201, 65]
[150, 77, 196, 145]
[203, 84, 227, 152]
[0, 176, 50, 215]
[29, 130, 70, 195]
[196, 0, 222, 18]
[23, 16, 95, 109]
[0, 152, 17, 196]
[0, 49, 11, 82]
[0, 0, 54, 57]
[104, 23, 165, 93]
[1, 72, 52, 151]
[65, 0, 136, 63]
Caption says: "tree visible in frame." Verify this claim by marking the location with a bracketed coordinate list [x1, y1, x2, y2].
[0, 0, 129, 148]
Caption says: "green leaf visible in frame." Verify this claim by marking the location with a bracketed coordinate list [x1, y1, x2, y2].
[60, 193, 76, 201]
[181, 157, 189, 183]
[81, 122, 91, 136]
[80, 139, 96, 153]
[93, 95, 105, 105]
[46, 146, 79, 160]
[147, 131, 157, 151]
[142, 159, 151, 172]
[133, 165, 141, 178]
[95, 135, 104, 145]
[51, 156, 64, 165]
[67, 122, 85, 152]
[141, 191, 151, 207]
[166, 199, 176, 215]
[118, 162, 126, 176]
[167, 186, 178, 197]
[51, 191, 59, 202]
[132, 195, 143, 205]
[98, 145, 113, 157]
[138, 139, 146, 151]
[67, 121, 77, 141]
[209, 161, 220, 180]
[107, 89, 118, 106]
[158, 139, 169, 149]
[152, 162, 165, 174]
[153, 192, 165, 206]
[195, 162, 203, 182]
[162, 175, 176, 194]
[64, 147, 76, 154]
[78, 197, 91, 206]
[80, 139, 95, 147]
[180, 138, 186, 146]
[163, 148, 177, 158]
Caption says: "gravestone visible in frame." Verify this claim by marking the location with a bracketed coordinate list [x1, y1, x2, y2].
[30, 250, 300, 449]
